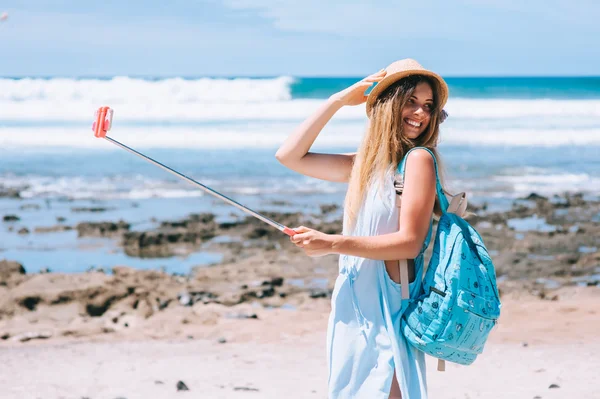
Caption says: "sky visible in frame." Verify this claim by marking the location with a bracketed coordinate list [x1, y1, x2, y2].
[0, 0, 599, 77]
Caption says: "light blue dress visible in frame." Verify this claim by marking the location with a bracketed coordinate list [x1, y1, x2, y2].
[327, 169, 433, 399]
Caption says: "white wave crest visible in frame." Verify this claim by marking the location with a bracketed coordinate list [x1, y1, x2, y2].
[0, 76, 294, 104]
[1, 124, 600, 149]
[1, 77, 600, 123]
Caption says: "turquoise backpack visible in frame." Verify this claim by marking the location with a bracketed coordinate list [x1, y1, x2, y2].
[397, 147, 501, 370]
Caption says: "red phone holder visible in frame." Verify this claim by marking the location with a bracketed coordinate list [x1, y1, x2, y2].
[92, 106, 113, 138]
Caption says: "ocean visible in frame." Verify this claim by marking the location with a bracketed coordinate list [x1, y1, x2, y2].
[1, 76, 599, 273]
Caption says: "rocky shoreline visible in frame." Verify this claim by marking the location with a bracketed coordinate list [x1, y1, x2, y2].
[1, 191, 599, 344]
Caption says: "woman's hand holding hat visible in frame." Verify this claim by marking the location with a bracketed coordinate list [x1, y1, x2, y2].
[329, 70, 387, 107]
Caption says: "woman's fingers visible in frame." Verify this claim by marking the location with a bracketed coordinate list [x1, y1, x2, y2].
[367, 70, 386, 79]
[290, 230, 309, 243]
[293, 226, 310, 234]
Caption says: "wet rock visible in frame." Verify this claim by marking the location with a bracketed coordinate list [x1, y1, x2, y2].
[548, 384, 560, 389]
[521, 193, 548, 202]
[76, 221, 130, 237]
[3, 214, 20, 222]
[309, 289, 332, 299]
[34, 225, 73, 233]
[246, 226, 271, 239]
[161, 213, 215, 228]
[0, 186, 21, 198]
[19, 204, 41, 211]
[123, 228, 216, 258]
[71, 207, 113, 213]
[320, 204, 339, 214]
[56, 216, 67, 223]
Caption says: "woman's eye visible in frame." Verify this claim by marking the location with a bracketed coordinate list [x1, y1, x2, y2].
[425, 103, 432, 109]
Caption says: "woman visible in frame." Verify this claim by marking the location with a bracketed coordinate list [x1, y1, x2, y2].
[275, 59, 449, 399]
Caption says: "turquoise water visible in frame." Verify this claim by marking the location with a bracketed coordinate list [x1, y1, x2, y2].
[291, 77, 600, 99]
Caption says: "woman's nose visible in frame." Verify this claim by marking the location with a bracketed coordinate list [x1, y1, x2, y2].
[413, 106, 425, 117]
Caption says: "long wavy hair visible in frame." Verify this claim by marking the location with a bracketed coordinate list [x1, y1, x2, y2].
[344, 75, 447, 229]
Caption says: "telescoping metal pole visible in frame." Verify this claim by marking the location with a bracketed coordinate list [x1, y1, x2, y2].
[92, 106, 296, 237]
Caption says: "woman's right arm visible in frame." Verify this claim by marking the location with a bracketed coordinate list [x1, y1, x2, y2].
[275, 70, 386, 183]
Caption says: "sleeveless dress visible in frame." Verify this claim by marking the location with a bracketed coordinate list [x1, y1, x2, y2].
[326, 168, 434, 399]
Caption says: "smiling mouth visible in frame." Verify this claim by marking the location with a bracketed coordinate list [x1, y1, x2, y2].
[404, 118, 422, 128]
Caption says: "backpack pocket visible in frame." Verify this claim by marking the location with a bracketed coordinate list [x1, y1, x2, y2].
[435, 290, 499, 354]
[456, 290, 501, 320]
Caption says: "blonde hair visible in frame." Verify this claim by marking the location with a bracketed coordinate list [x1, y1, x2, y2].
[344, 75, 447, 229]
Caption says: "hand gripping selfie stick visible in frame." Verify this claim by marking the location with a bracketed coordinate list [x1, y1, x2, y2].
[92, 106, 297, 237]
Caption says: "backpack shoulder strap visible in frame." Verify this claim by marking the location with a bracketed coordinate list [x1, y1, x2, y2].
[397, 147, 449, 213]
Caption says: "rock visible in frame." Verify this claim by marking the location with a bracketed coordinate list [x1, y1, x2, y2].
[56, 216, 67, 223]
[19, 296, 41, 311]
[320, 204, 339, 214]
[548, 384, 560, 389]
[71, 207, 112, 213]
[155, 380, 164, 385]
[522, 193, 548, 202]
[234, 387, 259, 392]
[123, 228, 215, 258]
[17, 227, 30, 235]
[19, 204, 41, 211]
[176, 380, 190, 391]
[262, 277, 284, 287]
[34, 225, 73, 233]
[218, 337, 227, 344]
[76, 221, 130, 237]
[161, 213, 215, 228]
[3, 214, 20, 222]
[309, 289, 332, 299]
[225, 312, 258, 320]
[11, 330, 53, 342]
[0, 260, 26, 287]
[0, 186, 21, 198]
[246, 226, 271, 239]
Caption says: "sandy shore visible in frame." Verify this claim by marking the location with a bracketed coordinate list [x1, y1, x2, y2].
[1, 286, 598, 399]
[2, 192, 600, 398]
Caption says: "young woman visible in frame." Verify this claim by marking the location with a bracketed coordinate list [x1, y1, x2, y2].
[276, 59, 449, 399]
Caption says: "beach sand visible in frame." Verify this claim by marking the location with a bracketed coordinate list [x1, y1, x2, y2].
[1, 286, 598, 399]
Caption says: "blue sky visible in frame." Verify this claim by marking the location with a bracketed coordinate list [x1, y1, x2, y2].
[0, 0, 598, 77]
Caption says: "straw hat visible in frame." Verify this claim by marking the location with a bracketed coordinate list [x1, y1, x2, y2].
[365, 58, 449, 116]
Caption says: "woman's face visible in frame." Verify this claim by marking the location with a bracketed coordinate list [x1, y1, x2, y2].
[401, 81, 434, 139]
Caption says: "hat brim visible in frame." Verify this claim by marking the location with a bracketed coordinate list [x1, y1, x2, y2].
[365, 69, 448, 116]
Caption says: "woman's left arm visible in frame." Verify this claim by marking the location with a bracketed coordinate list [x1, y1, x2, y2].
[291, 149, 437, 259]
